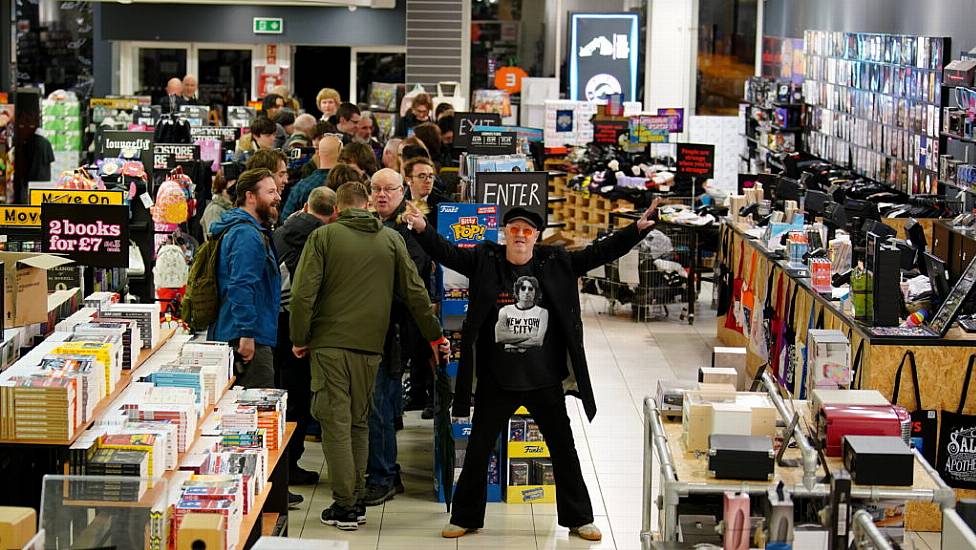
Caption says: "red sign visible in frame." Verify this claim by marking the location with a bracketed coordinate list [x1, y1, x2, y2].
[592, 120, 629, 145]
[676, 143, 715, 180]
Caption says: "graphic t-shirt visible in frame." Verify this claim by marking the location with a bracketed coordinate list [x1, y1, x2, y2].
[481, 262, 566, 391]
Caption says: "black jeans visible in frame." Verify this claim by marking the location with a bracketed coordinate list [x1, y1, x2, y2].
[276, 311, 311, 470]
[450, 376, 593, 529]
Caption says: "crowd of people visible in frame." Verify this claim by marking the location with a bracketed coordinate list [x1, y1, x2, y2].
[182, 80, 661, 541]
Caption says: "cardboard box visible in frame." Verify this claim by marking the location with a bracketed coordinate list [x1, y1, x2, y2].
[0, 507, 36, 549]
[1, 252, 74, 328]
[682, 392, 712, 452]
[699, 367, 739, 388]
[708, 402, 753, 436]
[177, 512, 226, 550]
[696, 383, 736, 402]
[712, 347, 752, 390]
[806, 330, 850, 396]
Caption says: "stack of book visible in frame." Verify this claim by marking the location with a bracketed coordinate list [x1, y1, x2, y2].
[101, 304, 160, 350]
[124, 403, 197, 452]
[99, 433, 164, 479]
[53, 341, 120, 398]
[221, 405, 258, 432]
[72, 322, 141, 370]
[38, 354, 100, 423]
[235, 389, 287, 451]
[9, 376, 77, 440]
[119, 421, 178, 470]
[79, 448, 150, 501]
[150, 365, 205, 404]
[220, 429, 265, 448]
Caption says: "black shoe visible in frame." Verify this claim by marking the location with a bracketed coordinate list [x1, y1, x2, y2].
[355, 501, 367, 524]
[394, 416, 404, 431]
[288, 492, 304, 509]
[421, 406, 434, 420]
[289, 467, 319, 486]
[394, 472, 405, 494]
[362, 484, 396, 506]
[321, 503, 359, 531]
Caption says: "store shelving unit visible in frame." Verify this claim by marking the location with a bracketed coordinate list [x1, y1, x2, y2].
[504, 407, 555, 504]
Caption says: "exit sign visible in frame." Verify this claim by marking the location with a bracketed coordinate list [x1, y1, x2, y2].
[253, 17, 284, 34]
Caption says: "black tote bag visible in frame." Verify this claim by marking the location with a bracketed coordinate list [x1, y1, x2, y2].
[936, 355, 976, 488]
[891, 350, 938, 466]
[717, 229, 734, 314]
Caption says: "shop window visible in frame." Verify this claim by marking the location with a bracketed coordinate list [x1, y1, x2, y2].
[470, 0, 546, 91]
[696, 0, 757, 115]
[136, 48, 188, 104]
[357, 52, 406, 105]
[198, 49, 252, 108]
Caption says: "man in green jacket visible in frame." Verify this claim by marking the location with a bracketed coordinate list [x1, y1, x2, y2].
[289, 181, 446, 531]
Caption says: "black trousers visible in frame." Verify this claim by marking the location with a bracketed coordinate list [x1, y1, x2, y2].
[450, 376, 593, 529]
[276, 311, 311, 470]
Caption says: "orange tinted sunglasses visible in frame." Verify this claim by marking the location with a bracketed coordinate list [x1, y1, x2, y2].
[506, 226, 536, 237]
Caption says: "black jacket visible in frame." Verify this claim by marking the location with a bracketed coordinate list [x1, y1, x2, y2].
[381, 203, 433, 373]
[414, 222, 649, 420]
[273, 212, 325, 277]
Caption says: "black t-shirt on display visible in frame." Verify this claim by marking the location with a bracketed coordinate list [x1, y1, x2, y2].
[479, 261, 567, 391]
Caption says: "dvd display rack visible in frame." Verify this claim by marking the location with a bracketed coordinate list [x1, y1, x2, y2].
[802, 30, 950, 195]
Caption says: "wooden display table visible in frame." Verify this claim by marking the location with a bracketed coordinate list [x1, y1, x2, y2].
[717, 220, 976, 530]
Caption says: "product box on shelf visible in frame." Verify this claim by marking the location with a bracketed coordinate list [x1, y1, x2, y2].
[843, 435, 914, 486]
[656, 380, 697, 417]
[1, 252, 75, 328]
[806, 330, 851, 395]
[817, 404, 911, 457]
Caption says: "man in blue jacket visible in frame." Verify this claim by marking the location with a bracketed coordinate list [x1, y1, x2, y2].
[208, 168, 282, 389]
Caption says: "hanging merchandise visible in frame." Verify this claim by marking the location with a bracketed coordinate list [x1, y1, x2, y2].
[767, 273, 786, 374]
[153, 175, 190, 225]
[724, 241, 746, 334]
[433, 81, 467, 112]
[739, 250, 759, 335]
[749, 267, 773, 362]
[890, 351, 938, 466]
[716, 230, 734, 314]
[937, 355, 976, 488]
[55, 167, 102, 190]
[154, 103, 192, 145]
[779, 284, 800, 385]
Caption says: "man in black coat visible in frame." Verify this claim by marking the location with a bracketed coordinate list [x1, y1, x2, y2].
[403, 199, 660, 542]
[273, 186, 338, 487]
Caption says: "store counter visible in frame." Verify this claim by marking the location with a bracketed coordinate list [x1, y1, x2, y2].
[716, 219, 976, 529]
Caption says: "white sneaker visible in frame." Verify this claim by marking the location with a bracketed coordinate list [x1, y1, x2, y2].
[570, 523, 603, 541]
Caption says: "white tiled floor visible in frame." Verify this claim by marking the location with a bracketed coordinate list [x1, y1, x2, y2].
[285, 291, 943, 550]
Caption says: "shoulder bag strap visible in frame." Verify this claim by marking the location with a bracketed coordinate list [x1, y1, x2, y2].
[851, 338, 865, 389]
[958, 355, 976, 414]
[816, 306, 825, 330]
[786, 281, 800, 332]
[891, 350, 922, 410]
[764, 264, 776, 309]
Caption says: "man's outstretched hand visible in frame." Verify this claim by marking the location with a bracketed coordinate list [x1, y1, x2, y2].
[636, 197, 663, 231]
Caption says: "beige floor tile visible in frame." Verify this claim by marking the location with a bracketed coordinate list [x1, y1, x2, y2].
[456, 532, 539, 548]
[376, 531, 460, 549]
[380, 511, 462, 531]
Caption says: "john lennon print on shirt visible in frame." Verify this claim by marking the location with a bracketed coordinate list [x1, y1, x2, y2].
[495, 275, 549, 352]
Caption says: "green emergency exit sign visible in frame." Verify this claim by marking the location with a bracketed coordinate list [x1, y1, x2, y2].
[253, 17, 284, 34]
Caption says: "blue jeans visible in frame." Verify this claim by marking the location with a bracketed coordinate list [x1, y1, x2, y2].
[367, 366, 400, 488]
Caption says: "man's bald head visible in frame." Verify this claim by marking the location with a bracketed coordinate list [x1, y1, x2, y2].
[182, 75, 198, 98]
[318, 135, 343, 168]
[294, 114, 317, 137]
[166, 78, 183, 96]
[370, 168, 403, 190]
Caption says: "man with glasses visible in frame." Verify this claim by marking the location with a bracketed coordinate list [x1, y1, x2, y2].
[336, 102, 362, 145]
[361, 168, 432, 506]
[403, 199, 661, 542]
[402, 157, 447, 230]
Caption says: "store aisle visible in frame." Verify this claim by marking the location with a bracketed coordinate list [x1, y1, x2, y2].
[281, 292, 944, 550]
[283, 292, 717, 550]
